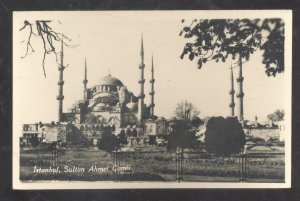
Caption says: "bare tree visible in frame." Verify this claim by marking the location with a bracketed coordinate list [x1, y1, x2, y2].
[19, 20, 78, 78]
[174, 100, 200, 121]
[267, 109, 284, 121]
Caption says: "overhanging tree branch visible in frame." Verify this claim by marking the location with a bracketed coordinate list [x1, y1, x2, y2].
[180, 18, 284, 76]
[20, 20, 79, 78]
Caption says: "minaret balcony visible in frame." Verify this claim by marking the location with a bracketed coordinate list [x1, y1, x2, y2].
[58, 66, 65, 71]
[83, 80, 88, 84]
[138, 79, 145, 84]
[236, 77, 244, 82]
[150, 79, 155, 83]
[57, 81, 64, 85]
[149, 91, 155, 95]
[229, 103, 235, 107]
[236, 92, 244, 98]
[139, 64, 145, 69]
[139, 94, 145, 99]
[229, 90, 235, 95]
[56, 95, 64, 100]
[149, 103, 155, 107]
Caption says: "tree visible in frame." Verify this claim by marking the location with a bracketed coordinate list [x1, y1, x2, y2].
[19, 20, 78, 78]
[118, 129, 128, 145]
[175, 100, 200, 121]
[180, 19, 284, 77]
[267, 109, 284, 121]
[205, 117, 245, 155]
[167, 120, 199, 151]
[191, 116, 204, 128]
[66, 124, 90, 146]
[83, 113, 98, 124]
[29, 135, 40, 148]
[98, 127, 120, 153]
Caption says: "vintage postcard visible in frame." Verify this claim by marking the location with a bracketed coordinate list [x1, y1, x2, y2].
[13, 10, 292, 189]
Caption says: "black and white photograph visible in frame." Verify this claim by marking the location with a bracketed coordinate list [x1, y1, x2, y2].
[12, 10, 292, 189]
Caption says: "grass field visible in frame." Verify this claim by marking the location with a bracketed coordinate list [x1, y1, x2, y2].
[20, 145, 285, 182]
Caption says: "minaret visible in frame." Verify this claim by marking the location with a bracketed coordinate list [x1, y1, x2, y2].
[236, 55, 244, 122]
[229, 65, 235, 116]
[57, 39, 65, 122]
[83, 58, 88, 100]
[149, 55, 155, 118]
[137, 36, 145, 126]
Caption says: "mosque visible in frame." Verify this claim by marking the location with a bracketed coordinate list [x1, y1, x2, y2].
[60, 37, 155, 129]
[20, 37, 169, 146]
[35, 36, 169, 146]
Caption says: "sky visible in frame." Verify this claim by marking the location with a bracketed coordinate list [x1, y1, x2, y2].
[13, 11, 290, 133]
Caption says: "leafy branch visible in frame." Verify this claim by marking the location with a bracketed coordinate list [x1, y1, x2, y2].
[180, 18, 284, 76]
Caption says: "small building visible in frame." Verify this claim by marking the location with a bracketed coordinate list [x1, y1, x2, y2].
[20, 123, 43, 146]
[20, 123, 67, 147]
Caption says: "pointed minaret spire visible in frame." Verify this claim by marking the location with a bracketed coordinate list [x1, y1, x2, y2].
[83, 58, 88, 100]
[138, 35, 145, 127]
[229, 65, 235, 117]
[236, 55, 244, 122]
[57, 38, 65, 122]
[149, 54, 155, 118]
[108, 67, 111, 76]
[140, 34, 144, 61]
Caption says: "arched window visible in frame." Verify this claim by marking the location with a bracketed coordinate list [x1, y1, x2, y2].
[126, 129, 132, 137]
[85, 125, 89, 131]
[120, 129, 125, 135]
[80, 125, 84, 131]
[96, 125, 100, 131]
[92, 125, 95, 131]
[132, 129, 137, 137]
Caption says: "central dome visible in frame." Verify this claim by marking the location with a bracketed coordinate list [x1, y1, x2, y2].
[98, 75, 123, 87]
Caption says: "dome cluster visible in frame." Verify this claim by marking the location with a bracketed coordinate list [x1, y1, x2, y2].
[65, 37, 155, 127]
[95, 75, 124, 93]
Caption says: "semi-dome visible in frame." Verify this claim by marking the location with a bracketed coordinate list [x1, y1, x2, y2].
[93, 92, 117, 99]
[98, 75, 123, 86]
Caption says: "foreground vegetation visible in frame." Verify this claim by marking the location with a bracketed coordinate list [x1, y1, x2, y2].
[20, 145, 284, 182]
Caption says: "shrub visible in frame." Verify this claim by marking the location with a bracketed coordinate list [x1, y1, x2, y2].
[118, 129, 128, 145]
[98, 127, 119, 152]
[204, 117, 246, 155]
[29, 135, 40, 148]
[66, 124, 89, 146]
[167, 120, 198, 151]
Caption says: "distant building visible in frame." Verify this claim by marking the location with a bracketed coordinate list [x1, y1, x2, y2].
[20, 124, 43, 146]
[20, 123, 67, 146]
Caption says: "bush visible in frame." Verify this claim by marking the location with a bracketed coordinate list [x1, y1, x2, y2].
[167, 120, 198, 151]
[66, 124, 90, 146]
[246, 135, 266, 145]
[118, 129, 128, 145]
[29, 136, 40, 148]
[266, 137, 284, 147]
[98, 127, 119, 152]
[204, 117, 245, 155]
